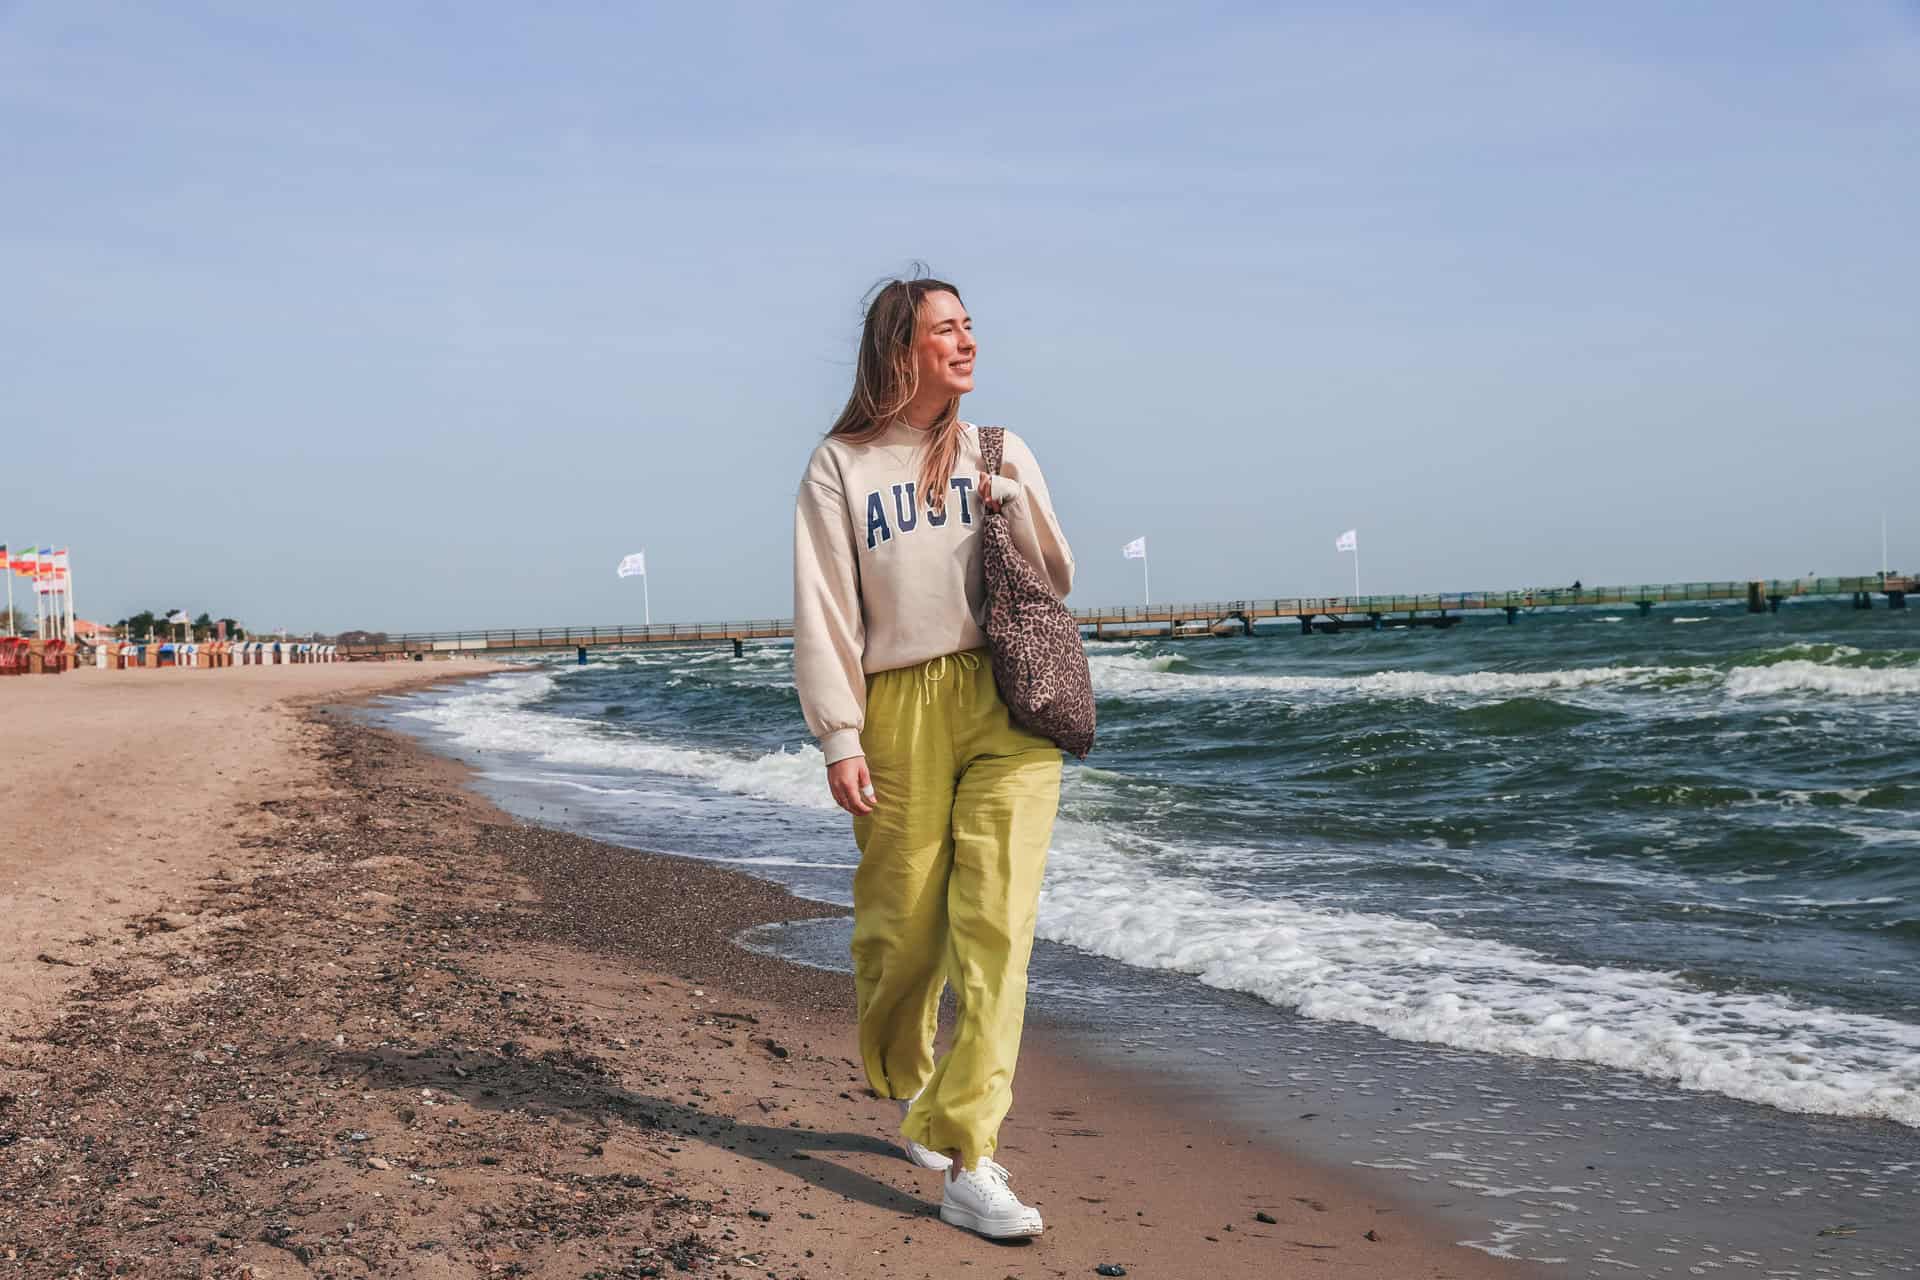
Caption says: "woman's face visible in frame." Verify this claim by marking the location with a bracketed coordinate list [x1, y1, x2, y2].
[912, 290, 975, 399]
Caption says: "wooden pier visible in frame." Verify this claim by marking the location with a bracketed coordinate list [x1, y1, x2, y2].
[338, 574, 1913, 660]
[1081, 574, 1914, 639]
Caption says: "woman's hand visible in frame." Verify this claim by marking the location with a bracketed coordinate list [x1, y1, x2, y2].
[976, 472, 1020, 514]
[827, 756, 876, 815]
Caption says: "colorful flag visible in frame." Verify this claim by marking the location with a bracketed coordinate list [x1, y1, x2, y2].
[616, 551, 647, 578]
[1121, 536, 1147, 560]
[9, 545, 36, 576]
[1335, 529, 1358, 553]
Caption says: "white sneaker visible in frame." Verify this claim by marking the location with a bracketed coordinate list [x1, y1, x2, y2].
[940, 1159, 1044, 1239]
[898, 1098, 952, 1171]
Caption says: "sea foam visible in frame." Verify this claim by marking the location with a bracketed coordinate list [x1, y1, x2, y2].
[1038, 820, 1920, 1127]
[1091, 652, 1919, 702]
[1088, 655, 1685, 700]
[400, 672, 835, 811]
[1725, 660, 1920, 698]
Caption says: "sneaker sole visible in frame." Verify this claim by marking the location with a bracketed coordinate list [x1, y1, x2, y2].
[939, 1203, 1044, 1240]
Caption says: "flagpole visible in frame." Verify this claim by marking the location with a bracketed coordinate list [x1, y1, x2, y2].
[65, 553, 78, 644]
[1883, 511, 1889, 582]
[643, 565, 652, 626]
[1143, 553, 1151, 608]
[4, 550, 13, 638]
[1353, 544, 1362, 600]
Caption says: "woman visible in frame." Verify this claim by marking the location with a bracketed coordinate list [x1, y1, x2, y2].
[792, 277, 1074, 1239]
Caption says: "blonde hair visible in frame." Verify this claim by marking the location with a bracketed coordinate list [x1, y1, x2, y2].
[827, 275, 966, 512]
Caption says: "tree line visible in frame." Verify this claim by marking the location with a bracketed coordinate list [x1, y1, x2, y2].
[112, 610, 248, 642]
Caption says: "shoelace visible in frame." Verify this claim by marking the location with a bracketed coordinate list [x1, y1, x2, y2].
[957, 1159, 1015, 1195]
[918, 650, 981, 705]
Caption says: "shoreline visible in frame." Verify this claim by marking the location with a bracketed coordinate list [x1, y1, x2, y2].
[2, 665, 1534, 1277]
[0, 662, 508, 1033]
[348, 662, 1920, 1276]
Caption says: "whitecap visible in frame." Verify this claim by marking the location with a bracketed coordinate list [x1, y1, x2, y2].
[1036, 820, 1920, 1127]
[1087, 656, 1689, 701]
[1726, 661, 1920, 698]
[398, 672, 835, 810]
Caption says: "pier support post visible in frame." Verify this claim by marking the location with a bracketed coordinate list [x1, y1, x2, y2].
[1889, 591, 1908, 610]
[732, 637, 744, 657]
[1747, 581, 1765, 613]
[1768, 595, 1785, 613]
[1853, 591, 1873, 610]
[576, 646, 588, 665]
[1369, 612, 1382, 631]
[1637, 600, 1653, 617]
[1504, 606, 1518, 625]
[1299, 615, 1313, 635]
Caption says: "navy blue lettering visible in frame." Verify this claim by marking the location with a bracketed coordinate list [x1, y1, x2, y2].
[892, 482, 918, 533]
[865, 491, 892, 549]
[926, 488, 948, 527]
[948, 476, 975, 525]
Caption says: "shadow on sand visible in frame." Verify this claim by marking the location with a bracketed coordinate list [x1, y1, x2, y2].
[330, 1037, 1031, 1243]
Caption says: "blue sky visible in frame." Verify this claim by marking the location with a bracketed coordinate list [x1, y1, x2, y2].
[3, 1, 1915, 631]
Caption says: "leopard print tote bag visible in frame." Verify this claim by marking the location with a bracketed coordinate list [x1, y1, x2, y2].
[978, 426, 1096, 758]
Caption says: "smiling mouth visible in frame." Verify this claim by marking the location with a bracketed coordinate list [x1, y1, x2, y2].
[950, 360, 973, 374]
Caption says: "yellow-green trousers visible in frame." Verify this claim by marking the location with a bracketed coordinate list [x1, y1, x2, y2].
[851, 649, 1062, 1171]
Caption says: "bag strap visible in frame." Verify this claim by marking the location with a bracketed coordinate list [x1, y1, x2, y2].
[980, 425, 1005, 475]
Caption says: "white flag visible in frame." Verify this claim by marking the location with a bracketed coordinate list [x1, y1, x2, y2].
[1335, 529, 1357, 553]
[167, 610, 191, 624]
[1122, 536, 1148, 560]
[616, 551, 647, 578]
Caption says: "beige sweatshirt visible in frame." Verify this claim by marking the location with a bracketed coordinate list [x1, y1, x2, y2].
[793, 421, 1075, 764]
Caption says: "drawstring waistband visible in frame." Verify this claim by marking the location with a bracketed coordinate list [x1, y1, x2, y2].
[920, 650, 981, 704]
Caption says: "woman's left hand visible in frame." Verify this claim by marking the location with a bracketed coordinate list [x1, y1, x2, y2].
[977, 472, 1018, 514]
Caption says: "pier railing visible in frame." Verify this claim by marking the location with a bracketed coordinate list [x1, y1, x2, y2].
[1075, 577, 1906, 623]
[338, 574, 1913, 657]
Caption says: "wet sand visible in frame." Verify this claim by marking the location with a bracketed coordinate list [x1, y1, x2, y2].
[2, 664, 1537, 1277]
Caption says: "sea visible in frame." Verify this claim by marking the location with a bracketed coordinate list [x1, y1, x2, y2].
[372, 600, 1920, 1275]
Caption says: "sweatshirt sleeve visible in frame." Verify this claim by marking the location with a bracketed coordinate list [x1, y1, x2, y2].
[792, 462, 868, 765]
[999, 431, 1076, 599]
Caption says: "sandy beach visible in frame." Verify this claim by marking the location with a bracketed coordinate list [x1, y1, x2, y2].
[2, 664, 1536, 1278]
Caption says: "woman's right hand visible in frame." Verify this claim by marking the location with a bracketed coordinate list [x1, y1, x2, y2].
[827, 756, 876, 815]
